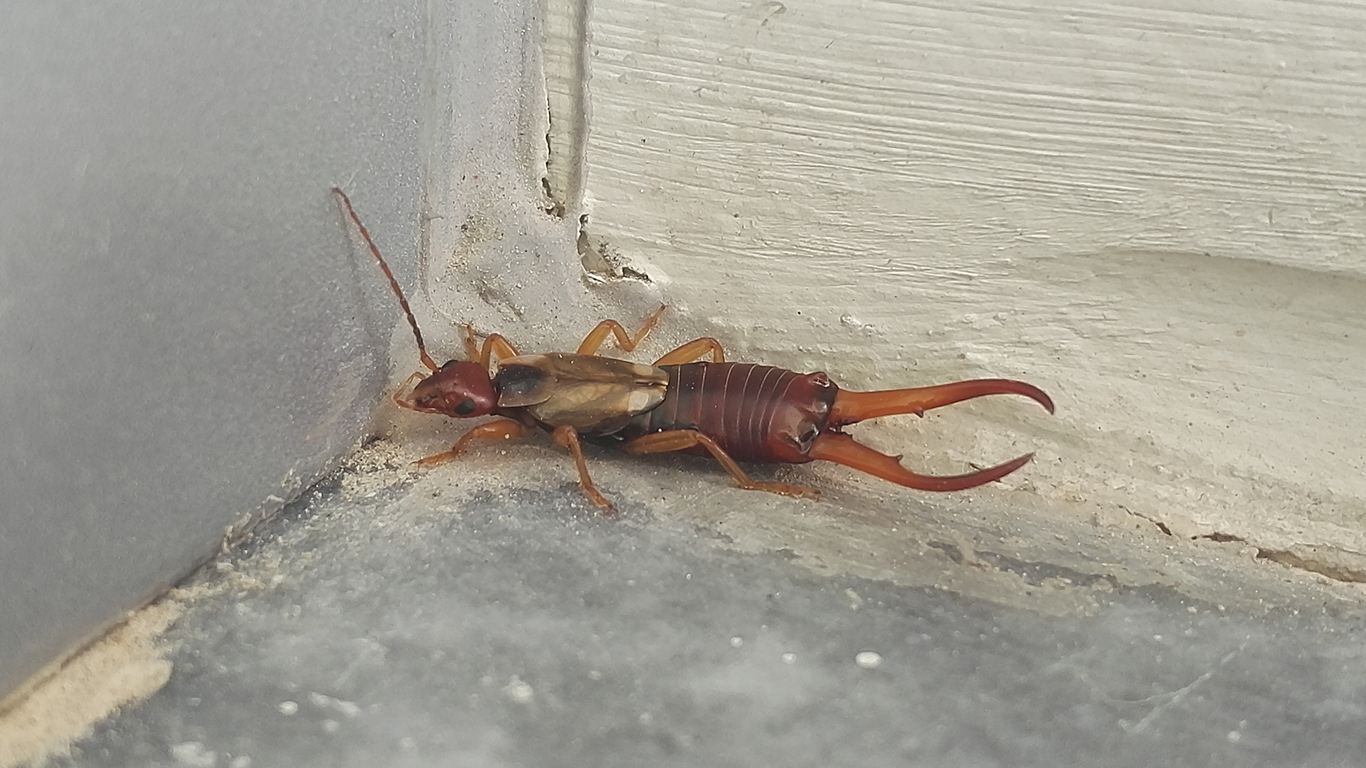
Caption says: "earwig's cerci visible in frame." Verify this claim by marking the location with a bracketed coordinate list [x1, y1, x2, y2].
[333, 188, 1054, 511]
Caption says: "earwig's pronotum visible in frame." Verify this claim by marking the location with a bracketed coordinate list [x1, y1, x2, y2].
[334, 188, 1054, 511]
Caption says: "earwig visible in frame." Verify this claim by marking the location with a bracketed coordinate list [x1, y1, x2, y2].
[334, 188, 1054, 511]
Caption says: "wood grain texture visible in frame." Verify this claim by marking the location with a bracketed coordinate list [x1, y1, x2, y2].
[575, 0, 1366, 565]
[538, 0, 589, 213]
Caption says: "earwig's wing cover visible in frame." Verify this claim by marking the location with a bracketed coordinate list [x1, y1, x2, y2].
[495, 355, 560, 408]
[502, 353, 669, 433]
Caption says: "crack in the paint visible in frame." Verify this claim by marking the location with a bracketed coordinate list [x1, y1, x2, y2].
[1254, 549, 1366, 584]
[1195, 532, 1366, 584]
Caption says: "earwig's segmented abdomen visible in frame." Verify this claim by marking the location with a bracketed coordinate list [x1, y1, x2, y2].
[621, 362, 838, 463]
[659, 363, 796, 461]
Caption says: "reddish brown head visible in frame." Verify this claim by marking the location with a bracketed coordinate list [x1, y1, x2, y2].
[407, 360, 499, 418]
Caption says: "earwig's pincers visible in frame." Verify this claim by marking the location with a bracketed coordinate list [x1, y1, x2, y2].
[808, 379, 1054, 491]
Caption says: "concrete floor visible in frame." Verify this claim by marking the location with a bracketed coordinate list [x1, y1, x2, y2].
[38, 435, 1366, 768]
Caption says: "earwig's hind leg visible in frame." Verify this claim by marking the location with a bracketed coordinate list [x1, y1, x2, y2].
[576, 304, 668, 356]
[654, 337, 725, 365]
[808, 432, 1034, 492]
[551, 426, 615, 512]
[416, 418, 530, 466]
[623, 430, 819, 500]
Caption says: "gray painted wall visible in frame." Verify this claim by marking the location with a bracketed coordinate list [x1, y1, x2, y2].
[0, 0, 443, 701]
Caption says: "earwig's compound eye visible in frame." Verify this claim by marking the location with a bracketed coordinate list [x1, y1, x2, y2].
[453, 398, 477, 416]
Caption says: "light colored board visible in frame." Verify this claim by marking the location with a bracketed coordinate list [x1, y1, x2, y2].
[572, 0, 1366, 573]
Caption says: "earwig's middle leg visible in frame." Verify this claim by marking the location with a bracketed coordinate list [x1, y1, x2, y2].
[551, 425, 615, 512]
[571, 302, 725, 364]
[465, 327, 520, 370]
[653, 337, 725, 365]
[576, 304, 669, 356]
[623, 430, 820, 500]
[416, 418, 530, 466]
[576, 304, 668, 356]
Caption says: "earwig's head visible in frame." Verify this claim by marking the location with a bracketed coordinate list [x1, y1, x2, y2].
[407, 360, 498, 418]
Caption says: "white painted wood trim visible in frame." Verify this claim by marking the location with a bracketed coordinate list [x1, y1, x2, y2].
[551, 0, 1366, 577]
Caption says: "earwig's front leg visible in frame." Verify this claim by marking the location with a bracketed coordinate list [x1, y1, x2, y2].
[391, 371, 429, 411]
[416, 418, 531, 466]
[623, 430, 819, 500]
[653, 337, 725, 365]
[551, 425, 615, 512]
[576, 304, 668, 356]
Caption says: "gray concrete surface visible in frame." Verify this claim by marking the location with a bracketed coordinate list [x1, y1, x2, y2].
[43, 436, 1366, 767]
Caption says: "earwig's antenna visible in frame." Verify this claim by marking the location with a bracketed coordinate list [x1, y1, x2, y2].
[332, 187, 440, 373]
